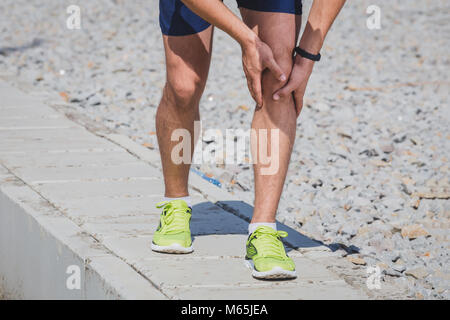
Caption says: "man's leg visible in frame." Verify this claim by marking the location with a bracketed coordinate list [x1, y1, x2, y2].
[156, 27, 213, 198]
[152, 16, 213, 253]
[239, 9, 302, 223]
[239, 7, 302, 280]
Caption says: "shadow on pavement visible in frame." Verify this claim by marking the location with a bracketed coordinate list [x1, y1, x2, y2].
[191, 200, 336, 253]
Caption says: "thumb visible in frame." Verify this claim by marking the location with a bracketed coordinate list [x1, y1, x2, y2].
[265, 56, 286, 82]
[272, 78, 297, 101]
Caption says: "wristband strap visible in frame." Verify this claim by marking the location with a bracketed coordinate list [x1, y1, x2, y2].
[294, 47, 321, 62]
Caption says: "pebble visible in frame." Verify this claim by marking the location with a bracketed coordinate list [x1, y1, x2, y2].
[314, 102, 331, 112]
[401, 225, 429, 240]
[405, 268, 429, 280]
[347, 256, 366, 266]
[392, 264, 407, 273]
[380, 144, 395, 154]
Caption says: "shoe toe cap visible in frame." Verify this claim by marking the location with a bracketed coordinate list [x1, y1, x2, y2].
[254, 257, 295, 272]
[153, 232, 191, 247]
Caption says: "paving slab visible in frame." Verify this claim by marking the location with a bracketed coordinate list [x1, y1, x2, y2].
[11, 163, 160, 184]
[102, 235, 249, 264]
[52, 193, 205, 220]
[0, 116, 76, 128]
[164, 280, 365, 300]
[0, 127, 100, 140]
[0, 105, 59, 118]
[0, 80, 368, 299]
[0, 150, 136, 169]
[33, 179, 164, 200]
[135, 256, 340, 289]
[0, 138, 118, 152]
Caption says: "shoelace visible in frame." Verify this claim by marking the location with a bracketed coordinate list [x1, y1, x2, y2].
[250, 227, 288, 258]
[156, 201, 191, 234]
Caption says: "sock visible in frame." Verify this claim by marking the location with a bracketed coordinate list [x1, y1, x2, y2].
[162, 196, 192, 207]
[248, 222, 277, 235]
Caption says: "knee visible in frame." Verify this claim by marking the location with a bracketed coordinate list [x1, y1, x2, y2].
[163, 76, 206, 110]
[272, 45, 294, 70]
[261, 45, 294, 99]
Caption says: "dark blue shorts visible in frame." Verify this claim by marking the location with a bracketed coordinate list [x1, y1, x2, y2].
[160, 0, 303, 36]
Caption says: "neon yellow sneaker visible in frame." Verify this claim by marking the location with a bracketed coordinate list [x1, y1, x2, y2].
[151, 200, 193, 254]
[245, 226, 296, 279]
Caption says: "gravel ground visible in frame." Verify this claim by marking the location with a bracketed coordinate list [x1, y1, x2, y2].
[0, 0, 449, 299]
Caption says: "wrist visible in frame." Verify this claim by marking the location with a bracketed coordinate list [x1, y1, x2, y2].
[239, 30, 259, 50]
[297, 44, 321, 56]
[295, 47, 321, 62]
[295, 54, 315, 71]
[298, 35, 323, 55]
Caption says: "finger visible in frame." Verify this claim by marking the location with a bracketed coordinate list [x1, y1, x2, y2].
[266, 56, 286, 82]
[247, 78, 261, 108]
[244, 68, 262, 107]
[245, 76, 254, 99]
[292, 91, 304, 117]
[244, 71, 257, 105]
[251, 74, 263, 107]
[272, 76, 299, 101]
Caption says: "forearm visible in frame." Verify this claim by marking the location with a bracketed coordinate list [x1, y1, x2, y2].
[299, 0, 346, 54]
[181, 0, 256, 47]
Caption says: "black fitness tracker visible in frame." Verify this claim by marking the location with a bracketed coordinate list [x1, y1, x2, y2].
[294, 47, 321, 62]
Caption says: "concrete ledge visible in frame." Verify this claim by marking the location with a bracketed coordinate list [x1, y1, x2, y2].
[0, 166, 165, 299]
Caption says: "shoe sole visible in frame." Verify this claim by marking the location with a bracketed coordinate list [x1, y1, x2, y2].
[244, 260, 297, 280]
[151, 242, 193, 254]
